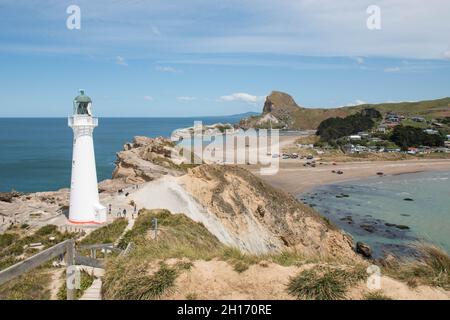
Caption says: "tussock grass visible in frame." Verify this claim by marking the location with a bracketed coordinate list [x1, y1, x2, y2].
[80, 218, 128, 245]
[220, 247, 260, 273]
[104, 209, 366, 299]
[117, 209, 225, 260]
[103, 262, 177, 300]
[287, 265, 366, 300]
[0, 269, 51, 300]
[364, 290, 393, 300]
[384, 244, 450, 290]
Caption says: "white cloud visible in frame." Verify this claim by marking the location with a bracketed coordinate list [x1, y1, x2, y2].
[384, 66, 400, 73]
[219, 93, 265, 104]
[3, 1, 450, 60]
[353, 57, 364, 64]
[155, 66, 181, 73]
[335, 99, 367, 108]
[444, 51, 450, 59]
[116, 56, 128, 66]
[177, 96, 196, 101]
[353, 99, 366, 105]
[143, 96, 154, 101]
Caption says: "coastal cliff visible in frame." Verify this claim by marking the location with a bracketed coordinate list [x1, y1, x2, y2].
[112, 136, 185, 184]
[179, 164, 355, 259]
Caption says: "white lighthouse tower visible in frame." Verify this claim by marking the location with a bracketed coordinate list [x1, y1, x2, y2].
[68, 90, 106, 224]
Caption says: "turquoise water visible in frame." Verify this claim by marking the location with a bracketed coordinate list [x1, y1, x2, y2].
[300, 171, 450, 257]
[0, 117, 243, 192]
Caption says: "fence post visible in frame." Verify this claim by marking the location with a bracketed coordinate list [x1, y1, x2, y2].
[65, 239, 75, 301]
[153, 217, 158, 240]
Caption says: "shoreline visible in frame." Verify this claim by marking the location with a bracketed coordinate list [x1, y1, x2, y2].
[251, 159, 450, 195]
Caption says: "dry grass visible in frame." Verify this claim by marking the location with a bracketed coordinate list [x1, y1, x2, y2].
[0, 268, 51, 300]
[287, 265, 366, 300]
[103, 262, 177, 300]
[384, 244, 450, 290]
[104, 209, 366, 299]
[80, 218, 128, 245]
[363, 290, 393, 300]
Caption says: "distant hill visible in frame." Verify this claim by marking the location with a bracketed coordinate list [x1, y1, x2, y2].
[228, 111, 260, 118]
[239, 91, 450, 130]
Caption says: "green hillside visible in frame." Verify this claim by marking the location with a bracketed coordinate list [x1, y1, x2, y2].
[240, 92, 450, 130]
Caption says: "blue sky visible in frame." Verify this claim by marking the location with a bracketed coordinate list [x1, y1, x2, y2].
[0, 0, 449, 117]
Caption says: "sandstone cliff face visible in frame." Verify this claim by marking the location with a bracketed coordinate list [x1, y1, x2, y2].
[240, 91, 301, 130]
[262, 91, 300, 114]
[112, 136, 184, 184]
[179, 164, 356, 260]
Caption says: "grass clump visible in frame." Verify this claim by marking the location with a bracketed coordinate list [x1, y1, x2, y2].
[364, 290, 393, 300]
[103, 262, 177, 300]
[287, 265, 366, 300]
[384, 244, 450, 290]
[0, 269, 51, 300]
[117, 209, 224, 260]
[220, 247, 260, 273]
[80, 218, 128, 245]
[269, 250, 305, 266]
[0, 233, 19, 250]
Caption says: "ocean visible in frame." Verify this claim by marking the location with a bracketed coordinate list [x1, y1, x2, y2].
[300, 171, 450, 257]
[0, 117, 243, 192]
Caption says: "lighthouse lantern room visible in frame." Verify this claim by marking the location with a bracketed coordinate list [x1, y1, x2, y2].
[68, 90, 106, 224]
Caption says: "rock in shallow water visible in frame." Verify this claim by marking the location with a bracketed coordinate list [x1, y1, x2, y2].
[356, 241, 372, 258]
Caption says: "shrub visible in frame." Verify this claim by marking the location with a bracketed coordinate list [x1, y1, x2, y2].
[391, 125, 445, 149]
[317, 112, 375, 142]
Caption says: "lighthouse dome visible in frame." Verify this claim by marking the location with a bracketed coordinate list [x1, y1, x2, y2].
[74, 89, 92, 103]
[73, 89, 93, 116]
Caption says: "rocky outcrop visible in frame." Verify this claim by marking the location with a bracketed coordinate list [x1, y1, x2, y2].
[0, 191, 23, 203]
[240, 91, 300, 129]
[262, 91, 300, 115]
[112, 136, 185, 184]
[179, 164, 357, 260]
[171, 123, 235, 141]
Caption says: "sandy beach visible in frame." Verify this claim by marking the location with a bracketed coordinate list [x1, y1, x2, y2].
[251, 159, 450, 195]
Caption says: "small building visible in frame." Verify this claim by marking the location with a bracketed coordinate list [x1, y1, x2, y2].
[424, 129, 439, 135]
[357, 132, 370, 138]
[349, 135, 362, 141]
[377, 125, 387, 133]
